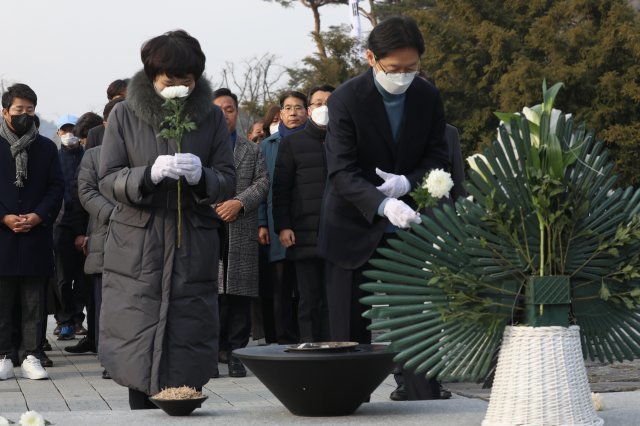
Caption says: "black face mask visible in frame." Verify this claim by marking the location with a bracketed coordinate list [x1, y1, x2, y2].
[10, 113, 35, 136]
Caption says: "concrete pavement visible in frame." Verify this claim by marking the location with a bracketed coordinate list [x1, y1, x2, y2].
[1, 317, 640, 425]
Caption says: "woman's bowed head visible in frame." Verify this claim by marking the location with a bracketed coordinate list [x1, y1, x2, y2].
[142, 30, 203, 247]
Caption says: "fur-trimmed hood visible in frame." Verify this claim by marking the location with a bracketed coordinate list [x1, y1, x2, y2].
[126, 70, 214, 130]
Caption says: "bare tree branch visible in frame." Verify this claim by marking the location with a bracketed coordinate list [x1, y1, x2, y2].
[213, 54, 287, 133]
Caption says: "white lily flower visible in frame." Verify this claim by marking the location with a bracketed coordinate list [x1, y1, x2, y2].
[160, 85, 190, 99]
[467, 153, 493, 178]
[0, 416, 10, 426]
[19, 411, 44, 426]
[521, 106, 540, 124]
[424, 169, 454, 199]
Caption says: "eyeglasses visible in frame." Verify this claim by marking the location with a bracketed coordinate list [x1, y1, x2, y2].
[281, 105, 305, 113]
[309, 101, 327, 108]
[376, 59, 421, 75]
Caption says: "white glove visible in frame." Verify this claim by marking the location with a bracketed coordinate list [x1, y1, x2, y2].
[383, 198, 422, 229]
[376, 168, 411, 198]
[150, 155, 179, 184]
[174, 153, 202, 185]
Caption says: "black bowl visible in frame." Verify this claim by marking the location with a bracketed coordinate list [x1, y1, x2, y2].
[149, 396, 208, 416]
[234, 344, 395, 416]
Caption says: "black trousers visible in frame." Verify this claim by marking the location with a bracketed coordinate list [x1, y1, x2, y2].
[251, 245, 276, 343]
[0, 276, 47, 362]
[325, 234, 442, 399]
[92, 274, 102, 349]
[270, 260, 299, 344]
[54, 227, 87, 326]
[218, 294, 251, 352]
[295, 259, 330, 342]
[324, 260, 372, 343]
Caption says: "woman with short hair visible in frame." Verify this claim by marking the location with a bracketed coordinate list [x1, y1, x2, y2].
[98, 30, 236, 409]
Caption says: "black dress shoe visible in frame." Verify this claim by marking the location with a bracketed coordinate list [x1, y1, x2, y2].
[228, 356, 246, 378]
[440, 388, 452, 399]
[211, 367, 220, 378]
[390, 384, 408, 401]
[102, 369, 112, 379]
[64, 337, 97, 354]
[42, 340, 52, 352]
[39, 353, 53, 368]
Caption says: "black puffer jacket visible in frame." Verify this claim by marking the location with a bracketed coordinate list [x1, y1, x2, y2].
[273, 120, 327, 260]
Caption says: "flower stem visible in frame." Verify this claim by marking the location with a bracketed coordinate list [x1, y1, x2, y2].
[537, 212, 545, 276]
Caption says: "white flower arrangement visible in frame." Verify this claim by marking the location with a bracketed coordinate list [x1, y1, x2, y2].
[410, 168, 454, 210]
[160, 85, 190, 99]
[0, 416, 11, 425]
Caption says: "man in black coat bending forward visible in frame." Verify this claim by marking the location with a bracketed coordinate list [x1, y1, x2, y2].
[317, 16, 450, 399]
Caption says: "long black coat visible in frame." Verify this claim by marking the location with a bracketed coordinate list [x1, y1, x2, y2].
[98, 71, 236, 395]
[318, 69, 450, 270]
[0, 134, 64, 276]
[272, 120, 327, 260]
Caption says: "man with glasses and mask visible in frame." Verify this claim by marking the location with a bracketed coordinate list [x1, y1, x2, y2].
[258, 91, 308, 345]
[0, 83, 64, 381]
[317, 16, 450, 400]
[272, 84, 334, 343]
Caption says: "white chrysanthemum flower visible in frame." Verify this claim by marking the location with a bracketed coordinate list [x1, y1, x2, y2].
[20, 411, 44, 426]
[0, 416, 10, 426]
[591, 392, 604, 411]
[424, 169, 453, 199]
[160, 85, 190, 99]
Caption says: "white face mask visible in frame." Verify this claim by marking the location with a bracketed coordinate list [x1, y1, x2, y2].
[375, 69, 417, 95]
[269, 123, 279, 135]
[60, 133, 79, 147]
[311, 105, 329, 127]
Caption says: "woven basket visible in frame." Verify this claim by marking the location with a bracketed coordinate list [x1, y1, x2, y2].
[482, 326, 603, 426]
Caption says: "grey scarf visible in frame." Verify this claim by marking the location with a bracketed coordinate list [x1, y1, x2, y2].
[0, 118, 38, 187]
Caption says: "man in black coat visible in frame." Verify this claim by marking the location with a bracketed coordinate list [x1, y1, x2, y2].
[317, 16, 450, 399]
[53, 114, 88, 342]
[273, 84, 334, 343]
[0, 84, 64, 380]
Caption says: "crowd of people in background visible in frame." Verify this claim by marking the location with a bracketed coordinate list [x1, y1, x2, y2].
[0, 15, 465, 408]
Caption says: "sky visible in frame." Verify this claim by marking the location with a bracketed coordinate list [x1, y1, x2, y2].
[1, 0, 372, 126]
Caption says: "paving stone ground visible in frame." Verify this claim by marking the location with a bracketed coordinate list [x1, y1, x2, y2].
[1, 316, 640, 425]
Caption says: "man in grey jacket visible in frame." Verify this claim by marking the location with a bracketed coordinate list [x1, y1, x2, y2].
[213, 88, 269, 378]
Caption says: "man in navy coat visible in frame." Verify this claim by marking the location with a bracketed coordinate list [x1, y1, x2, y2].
[317, 16, 450, 399]
[0, 84, 64, 380]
